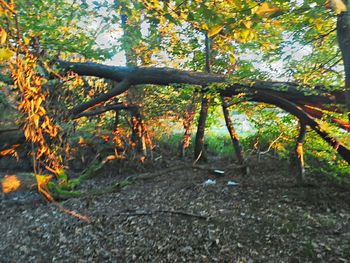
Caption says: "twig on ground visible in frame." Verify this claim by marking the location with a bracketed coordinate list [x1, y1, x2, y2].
[107, 209, 208, 220]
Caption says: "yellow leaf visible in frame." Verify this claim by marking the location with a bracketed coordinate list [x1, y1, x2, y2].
[202, 24, 209, 31]
[36, 174, 52, 188]
[330, 0, 347, 14]
[0, 28, 7, 44]
[105, 155, 117, 161]
[33, 114, 40, 127]
[229, 54, 236, 64]
[34, 96, 43, 110]
[256, 2, 280, 17]
[24, 36, 30, 45]
[229, 0, 243, 9]
[36, 174, 53, 201]
[0, 48, 14, 61]
[243, 20, 252, 29]
[2, 175, 21, 193]
[241, 29, 250, 41]
[78, 136, 85, 145]
[314, 19, 323, 31]
[61, 27, 70, 34]
[0, 144, 20, 156]
[208, 25, 224, 38]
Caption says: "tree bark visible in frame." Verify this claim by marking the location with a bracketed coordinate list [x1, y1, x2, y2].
[58, 61, 226, 87]
[194, 91, 210, 162]
[70, 78, 131, 116]
[337, 2, 350, 120]
[301, 105, 350, 132]
[194, 32, 211, 162]
[59, 61, 346, 114]
[221, 96, 245, 164]
[181, 92, 197, 157]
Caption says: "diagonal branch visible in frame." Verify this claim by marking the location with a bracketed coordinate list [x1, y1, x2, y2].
[70, 78, 131, 116]
[301, 105, 350, 132]
[249, 91, 350, 164]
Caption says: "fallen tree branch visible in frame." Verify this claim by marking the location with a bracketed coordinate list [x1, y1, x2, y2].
[60, 60, 346, 114]
[249, 91, 350, 164]
[58, 60, 226, 86]
[301, 105, 350, 132]
[70, 78, 131, 116]
[221, 82, 345, 107]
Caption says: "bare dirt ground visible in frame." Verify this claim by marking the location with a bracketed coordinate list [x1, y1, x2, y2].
[0, 157, 350, 262]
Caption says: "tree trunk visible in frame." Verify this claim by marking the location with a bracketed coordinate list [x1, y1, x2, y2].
[337, 2, 350, 120]
[181, 92, 197, 157]
[221, 96, 245, 164]
[129, 108, 147, 156]
[295, 121, 307, 185]
[194, 32, 211, 162]
[114, 110, 120, 130]
[121, 12, 147, 156]
[194, 92, 210, 162]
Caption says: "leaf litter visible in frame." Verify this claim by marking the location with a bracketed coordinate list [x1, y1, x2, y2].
[0, 157, 349, 262]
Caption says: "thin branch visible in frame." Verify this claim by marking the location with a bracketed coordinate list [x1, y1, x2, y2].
[259, 132, 284, 155]
[70, 78, 131, 116]
[0, 0, 16, 14]
[110, 209, 207, 220]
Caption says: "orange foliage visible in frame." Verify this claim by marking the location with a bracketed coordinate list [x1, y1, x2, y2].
[0, 144, 20, 158]
[11, 53, 62, 178]
[1, 175, 21, 193]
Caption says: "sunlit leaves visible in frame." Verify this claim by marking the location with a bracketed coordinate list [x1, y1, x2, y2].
[0, 144, 20, 157]
[35, 174, 53, 201]
[0, 28, 7, 44]
[12, 0, 113, 60]
[208, 25, 225, 38]
[255, 2, 281, 17]
[1, 175, 21, 194]
[0, 48, 14, 61]
[11, 51, 62, 176]
[328, 0, 347, 14]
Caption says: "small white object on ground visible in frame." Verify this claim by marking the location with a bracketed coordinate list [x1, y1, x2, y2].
[203, 179, 216, 186]
[227, 181, 239, 186]
[213, 169, 225, 175]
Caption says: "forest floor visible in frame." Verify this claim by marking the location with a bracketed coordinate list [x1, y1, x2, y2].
[0, 155, 350, 262]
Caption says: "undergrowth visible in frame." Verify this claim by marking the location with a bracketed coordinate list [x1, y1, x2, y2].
[157, 128, 350, 185]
